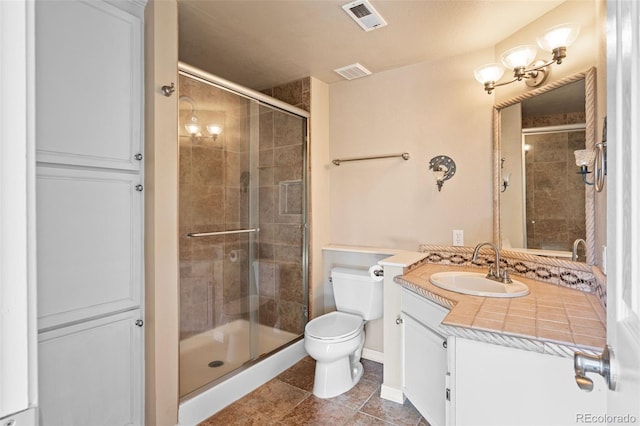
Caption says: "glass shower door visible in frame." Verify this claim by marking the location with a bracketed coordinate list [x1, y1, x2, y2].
[178, 72, 307, 399]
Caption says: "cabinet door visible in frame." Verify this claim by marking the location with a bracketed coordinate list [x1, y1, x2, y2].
[403, 314, 447, 426]
[36, 166, 143, 330]
[38, 310, 143, 426]
[35, 0, 143, 170]
[452, 338, 606, 426]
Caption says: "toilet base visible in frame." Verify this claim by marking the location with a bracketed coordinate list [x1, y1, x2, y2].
[313, 358, 363, 399]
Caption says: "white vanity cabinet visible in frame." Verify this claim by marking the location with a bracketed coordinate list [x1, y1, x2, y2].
[400, 287, 607, 426]
[401, 288, 449, 426]
[449, 337, 607, 426]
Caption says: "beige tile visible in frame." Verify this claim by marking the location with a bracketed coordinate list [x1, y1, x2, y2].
[536, 328, 574, 344]
[277, 356, 315, 392]
[471, 317, 504, 332]
[503, 320, 536, 337]
[475, 310, 506, 323]
[279, 395, 358, 425]
[573, 334, 607, 349]
[360, 392, 423, 426]
[537, 320, 571, 333]
[569, 317, 604, 329]
[565, 307, 598, 319]
[508, 307, 536, 319]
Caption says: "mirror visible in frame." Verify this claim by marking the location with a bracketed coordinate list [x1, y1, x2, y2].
[493, 68, 597, 264]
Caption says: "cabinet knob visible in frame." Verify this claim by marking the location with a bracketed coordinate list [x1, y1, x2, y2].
[395, 316, 404, 325]
[135, 319, 144, 327]
[443, 340, 448, 349]
[134, 153, 143, 161]
[135, 184, 143, 192]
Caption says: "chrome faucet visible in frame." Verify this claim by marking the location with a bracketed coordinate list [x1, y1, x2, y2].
[472, 242, 512, 284]
[572, 238, 586, 261]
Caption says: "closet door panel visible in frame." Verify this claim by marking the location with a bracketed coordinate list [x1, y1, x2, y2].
[38, 310, 143, 426]
[35, 0, 143, 170]
[36, 166, 142, 329]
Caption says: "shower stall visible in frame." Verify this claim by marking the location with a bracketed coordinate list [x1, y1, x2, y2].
[177, 63, 309, 400]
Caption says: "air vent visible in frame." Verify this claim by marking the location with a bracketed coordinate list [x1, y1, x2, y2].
[342, 0, 387, 32]
[334, 63, 372, 80]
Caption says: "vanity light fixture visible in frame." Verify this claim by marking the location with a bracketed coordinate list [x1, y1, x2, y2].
[428, 155, 456, 192]
[474, 23, 580, 94]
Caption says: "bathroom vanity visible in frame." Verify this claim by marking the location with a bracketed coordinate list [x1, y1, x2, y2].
[382, 246, 607, 426]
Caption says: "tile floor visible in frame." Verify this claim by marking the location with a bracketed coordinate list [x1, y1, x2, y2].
[199, 356, 431, 425]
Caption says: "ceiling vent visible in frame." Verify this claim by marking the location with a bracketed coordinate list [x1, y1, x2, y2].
[334, 63, 372, 80]
[342, 0, 387, 32]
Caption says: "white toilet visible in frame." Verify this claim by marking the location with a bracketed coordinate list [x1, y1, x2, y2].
[304, 266, 383, 398]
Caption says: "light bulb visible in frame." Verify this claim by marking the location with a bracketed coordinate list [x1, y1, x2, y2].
[185, 115, 201, 135]
[206, 124, 223, 137]
[574, 149, 596, 167]
[501, 45, 538, 70]
[474, 63, 505, 84]
[537, 23, 580, 52]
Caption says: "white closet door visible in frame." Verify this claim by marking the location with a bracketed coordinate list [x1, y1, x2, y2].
[36, 166, 142, 330]
[35, 0, 143, 170]
[38, 310, 143, 426]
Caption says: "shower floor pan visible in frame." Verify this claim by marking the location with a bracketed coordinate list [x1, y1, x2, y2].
[179, 319, 299, 397]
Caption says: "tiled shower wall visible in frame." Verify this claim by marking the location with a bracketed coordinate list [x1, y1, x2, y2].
[257, 78, 309, 334]
[179, 75, 309, 339]
[522, 112, 586, 254]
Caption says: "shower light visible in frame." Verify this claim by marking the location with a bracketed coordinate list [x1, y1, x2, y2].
[206, 123, 223, 141]
[185, 115, 201, 136]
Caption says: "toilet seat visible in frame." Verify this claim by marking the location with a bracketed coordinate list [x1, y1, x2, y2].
[305, 311, 363, 342]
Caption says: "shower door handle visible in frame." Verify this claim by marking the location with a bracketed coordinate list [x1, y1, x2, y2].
[187, 228, 260, 238]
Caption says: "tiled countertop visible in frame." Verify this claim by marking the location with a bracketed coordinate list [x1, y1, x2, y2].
[395, 263, 606, 358]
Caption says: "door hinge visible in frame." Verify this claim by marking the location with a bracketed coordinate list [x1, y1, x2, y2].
[445, 388, 451, 401]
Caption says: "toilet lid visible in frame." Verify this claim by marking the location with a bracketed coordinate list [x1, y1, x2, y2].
[305, 311, 363, 340]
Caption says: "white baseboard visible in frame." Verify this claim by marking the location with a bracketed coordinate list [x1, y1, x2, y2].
[362, 348, 384, 363]
[380, 384, 405, 404]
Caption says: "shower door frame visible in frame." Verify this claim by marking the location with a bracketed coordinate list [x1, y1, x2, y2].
[177, 62, 310, 399]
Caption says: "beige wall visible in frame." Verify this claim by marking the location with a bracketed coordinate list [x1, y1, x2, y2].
[144, 0, 179, 424]
[328, 50, 496, 250]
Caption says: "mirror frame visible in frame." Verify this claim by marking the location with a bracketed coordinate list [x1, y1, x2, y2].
[492, 67, 597, 265]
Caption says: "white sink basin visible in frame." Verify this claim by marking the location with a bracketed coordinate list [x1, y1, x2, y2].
[429, 271, 529, 298]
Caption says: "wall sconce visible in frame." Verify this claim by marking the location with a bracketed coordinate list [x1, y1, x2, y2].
[428, 155, 456, 192]
[180, 95, 224, 143]
[474, 23, 580, 94]
[574, 149, 596, 186]
[574, 117, 608, 191]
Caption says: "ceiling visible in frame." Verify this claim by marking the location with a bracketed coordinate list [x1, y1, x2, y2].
[178, 0, 566, 91]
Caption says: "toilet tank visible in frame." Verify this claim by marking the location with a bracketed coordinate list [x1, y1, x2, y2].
[331, 267, 383, 320]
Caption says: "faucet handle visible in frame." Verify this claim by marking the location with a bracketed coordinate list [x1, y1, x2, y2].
[500, 268, 512, 284]
[486, 265, 496, 279]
